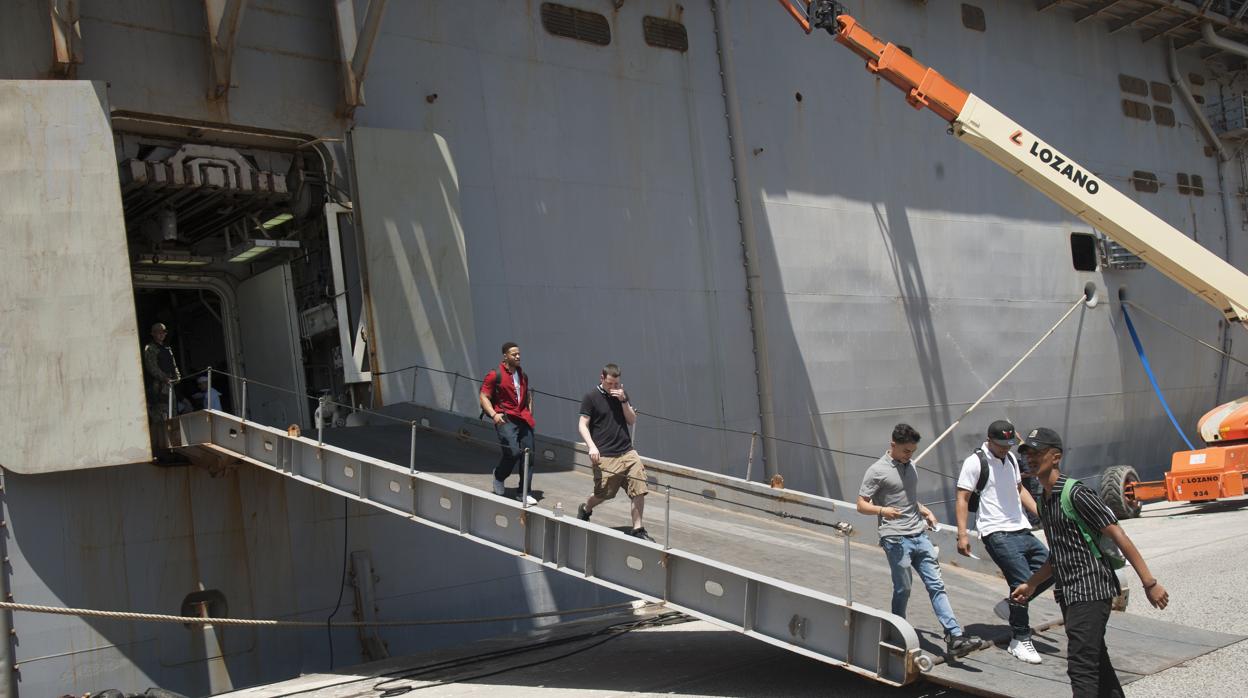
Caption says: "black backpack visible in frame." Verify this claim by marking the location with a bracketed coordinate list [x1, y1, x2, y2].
[968, 448, 1017, 513]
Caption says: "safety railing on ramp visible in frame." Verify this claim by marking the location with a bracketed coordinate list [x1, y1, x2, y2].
[164, 406, 927, 685]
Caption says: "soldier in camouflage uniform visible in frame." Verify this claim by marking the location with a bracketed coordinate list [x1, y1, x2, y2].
[143, 322, 180, 421]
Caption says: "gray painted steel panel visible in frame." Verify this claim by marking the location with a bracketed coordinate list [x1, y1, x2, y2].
[0, 80, 149, 473]
[237, 263, 311, 428]
[351, 128, 479, 408]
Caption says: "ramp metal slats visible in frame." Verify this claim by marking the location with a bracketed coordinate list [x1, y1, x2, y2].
[172, 410, 921, 685]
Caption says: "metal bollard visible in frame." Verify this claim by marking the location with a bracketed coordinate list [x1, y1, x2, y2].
[409, 421, 417, 475]
[522, 448, 532, 508]
[745, 431, 758, 481]
[664, 485, 672, 550]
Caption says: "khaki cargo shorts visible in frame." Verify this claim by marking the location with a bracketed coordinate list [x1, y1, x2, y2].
[593, 450, 648, 500]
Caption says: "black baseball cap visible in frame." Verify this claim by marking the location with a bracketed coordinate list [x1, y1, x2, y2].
[1019, 427, 1063, 453]
[987, 420, 1018, 447]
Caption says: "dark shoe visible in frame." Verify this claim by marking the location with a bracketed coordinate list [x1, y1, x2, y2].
[630, 527, 655, 542]
[945, 633, 980, 657]
[577, 503, 592, 521]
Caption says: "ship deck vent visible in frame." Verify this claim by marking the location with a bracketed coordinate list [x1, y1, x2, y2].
[541, 3, 611, 46]
[1177, 173, 1205, 196]
[1119, 74, 1148, 96]
[1155, 106, 1176, 127]
[643, 16, 688, 52]
[1131, 170, 1160, 193]
[961, 4, 986, 32]
[1122, 100, 1152, 122]
[1100, 236, 1147, 271]
[1151, 82, 1173, 104]
[1205, 95, 1248, 139]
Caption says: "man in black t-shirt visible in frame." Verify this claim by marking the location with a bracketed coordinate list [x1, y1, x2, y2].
[575, 363, 653, 542]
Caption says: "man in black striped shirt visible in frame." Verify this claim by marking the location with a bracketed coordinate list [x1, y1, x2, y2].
[1010, 428, 1169, 697]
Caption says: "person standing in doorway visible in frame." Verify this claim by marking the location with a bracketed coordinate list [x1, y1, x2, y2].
[143, 322, 181, 420]
[479, 342, 536, 505]
[955, 419, 1047, 665]
[858, 423, 979, 658]
[1011, 427, 1169, 698]
[576, 364, 653, 542]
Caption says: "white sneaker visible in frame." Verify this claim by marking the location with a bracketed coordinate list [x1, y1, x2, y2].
[492, 479, 506, 496]
[1008, 638, 1042, 664]
[524, 495, 538, 505]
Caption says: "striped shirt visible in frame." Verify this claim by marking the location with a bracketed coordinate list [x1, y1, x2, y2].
[1038, 475, 1121, 605]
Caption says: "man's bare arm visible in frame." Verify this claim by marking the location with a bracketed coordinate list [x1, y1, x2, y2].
[858, 495, 901, 520]
[955, 489, 973, 555]
[1103, 524, 1169, 609]
[1018, 483, 1038, 517]
[579, 414, 601, 465]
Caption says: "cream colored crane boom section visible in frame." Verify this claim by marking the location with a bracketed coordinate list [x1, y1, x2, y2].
[779, 0, 1248, 322]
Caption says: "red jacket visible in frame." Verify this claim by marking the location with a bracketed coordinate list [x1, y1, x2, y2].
[481, 362, 534, 428]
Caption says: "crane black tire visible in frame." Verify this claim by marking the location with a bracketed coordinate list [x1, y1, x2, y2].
[1099, 465, 1142, 519]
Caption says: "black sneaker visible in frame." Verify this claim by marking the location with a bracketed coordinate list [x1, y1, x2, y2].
[577, 503, 592, 521]
[945, 633, 980, 657]
[631, 527, 655, 542]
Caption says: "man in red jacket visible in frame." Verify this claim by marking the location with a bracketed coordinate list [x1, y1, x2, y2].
[479, 342, 536, 504]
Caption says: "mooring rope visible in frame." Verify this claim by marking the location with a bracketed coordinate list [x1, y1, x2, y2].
[912, 296, 1087, 465]
[0, 601, 644, 629]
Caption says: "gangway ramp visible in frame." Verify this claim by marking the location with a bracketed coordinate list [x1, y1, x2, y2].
[165, 404, 1241, 695]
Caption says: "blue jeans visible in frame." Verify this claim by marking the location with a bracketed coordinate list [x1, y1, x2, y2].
[880, 532, 962, 637]
[983, 529, 1050, 640]
[493, 418, 535, 492]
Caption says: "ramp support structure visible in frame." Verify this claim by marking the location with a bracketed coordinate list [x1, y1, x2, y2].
[168, 410, 925, 686]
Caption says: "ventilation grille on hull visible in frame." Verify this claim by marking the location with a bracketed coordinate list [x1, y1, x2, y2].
[643, 16, 688, 52]
[541, 3, 611, 46]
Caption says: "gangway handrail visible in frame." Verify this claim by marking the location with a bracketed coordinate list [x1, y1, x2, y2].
[172, 368, 852, 526]
[165, 365, 1008, 579]
[164, 407, 927, 685]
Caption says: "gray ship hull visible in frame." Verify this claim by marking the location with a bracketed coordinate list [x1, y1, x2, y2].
[3, 0, 1248, 694]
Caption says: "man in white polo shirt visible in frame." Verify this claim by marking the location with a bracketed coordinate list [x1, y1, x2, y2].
[955, 419, 1047, 665]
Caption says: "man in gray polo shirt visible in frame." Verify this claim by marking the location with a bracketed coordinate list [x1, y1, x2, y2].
[858, 423, 979, 657]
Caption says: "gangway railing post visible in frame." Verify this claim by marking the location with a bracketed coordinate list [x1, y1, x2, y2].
[834, 521, 854, 607]
[408, 421, 417, 475]
[745, 431, 758, 481]
[206, 366, 214, 433]
[449, 372, 459, 412]
[167, 379, 175, 419]
[522, 448, 532, 509]
[317, 395, 326, 446]
[843, 531, 853, 607]
[240, 378, 248, 424]
[664, 485, 672, 550]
